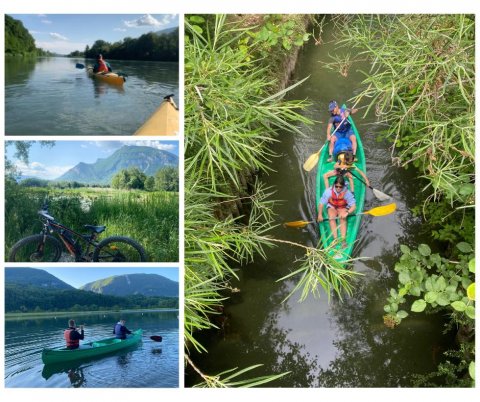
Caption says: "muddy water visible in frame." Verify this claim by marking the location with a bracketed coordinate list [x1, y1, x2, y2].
[186, 21, 453, 387]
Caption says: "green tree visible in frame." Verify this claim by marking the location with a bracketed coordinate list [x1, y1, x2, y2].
[155, 167, 179, 192]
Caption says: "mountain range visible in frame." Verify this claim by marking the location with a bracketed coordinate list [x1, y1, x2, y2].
[55, 145, 178, 184]
[5, 268, 178, 297]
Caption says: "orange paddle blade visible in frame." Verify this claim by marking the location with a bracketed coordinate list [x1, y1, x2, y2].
[284, 220, 314, 228]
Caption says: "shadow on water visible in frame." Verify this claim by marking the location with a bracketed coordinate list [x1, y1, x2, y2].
[186, 18, 454, 388]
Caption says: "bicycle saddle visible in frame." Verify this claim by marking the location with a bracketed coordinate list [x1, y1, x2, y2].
[84, 225, 106, 234]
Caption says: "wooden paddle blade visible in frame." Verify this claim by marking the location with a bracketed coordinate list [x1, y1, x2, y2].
[284, 220, 312, 228]
[372, 188, 392, 201]
[364, 203, 397, 217]
[303, 152, 320, 172]
[150, 335, 163, 342]
[75, 63, 85, 69]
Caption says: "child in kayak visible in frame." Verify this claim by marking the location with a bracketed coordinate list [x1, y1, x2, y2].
[93, 54, 112, 74]
[323, 150, 370, 194]
[64, 319, 84, 350]
[327, 100, 358, 162]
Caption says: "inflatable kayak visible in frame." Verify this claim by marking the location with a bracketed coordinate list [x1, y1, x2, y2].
[87, 69, 126, 85]
[41, 329, 142, 364]
[315, 105, 366, 263]
[134, 95, 179, 136]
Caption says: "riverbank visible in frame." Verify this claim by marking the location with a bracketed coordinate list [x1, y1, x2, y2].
[5, 308, 179, 320]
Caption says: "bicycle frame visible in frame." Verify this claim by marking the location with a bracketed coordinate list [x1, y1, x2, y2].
[38, 210, 100, 261]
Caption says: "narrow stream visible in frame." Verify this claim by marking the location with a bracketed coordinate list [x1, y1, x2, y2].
[186, 20, 453, 388]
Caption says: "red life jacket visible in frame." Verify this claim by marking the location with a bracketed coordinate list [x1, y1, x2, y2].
[96, 60, 108, 73]
[328, 187, 348, 208]
[64, 328, 79, 349]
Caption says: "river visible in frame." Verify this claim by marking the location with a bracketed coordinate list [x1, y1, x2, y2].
[5, 57, 178, 135]
[5, 310, 179, 388]
[185, 21, 453, 387]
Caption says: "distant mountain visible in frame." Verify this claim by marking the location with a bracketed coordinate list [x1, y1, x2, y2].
[5, 268, 74, 290]
[55, 145, 178, 184]
[81, 273, 178, 297]
[155, 27, 178, 36]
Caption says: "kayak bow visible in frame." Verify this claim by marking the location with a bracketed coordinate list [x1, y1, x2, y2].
[41, 329, 142, 365]
[134, 95, 179, 136]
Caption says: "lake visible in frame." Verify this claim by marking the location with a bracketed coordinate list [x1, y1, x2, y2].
[5, 57, 178, 135]
[5, 310, 179, 388]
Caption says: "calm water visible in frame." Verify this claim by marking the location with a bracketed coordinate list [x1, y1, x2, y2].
[185, 21, 453, 387]
[5, 310, 179, 388]
[5, 57, 178, 135]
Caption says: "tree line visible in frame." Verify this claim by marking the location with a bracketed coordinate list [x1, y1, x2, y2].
[68, 28, 179, 62]
[5, 283, 179, 313]
[5, 15, 53, 57]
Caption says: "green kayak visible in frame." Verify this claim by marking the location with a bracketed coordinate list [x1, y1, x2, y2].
[42, 329, 142, 365]
[315, 105, 366, 263]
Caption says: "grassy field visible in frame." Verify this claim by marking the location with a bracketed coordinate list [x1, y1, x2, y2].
[5, 186, 179, 262]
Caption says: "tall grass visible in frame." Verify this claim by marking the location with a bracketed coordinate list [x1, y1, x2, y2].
[4, 186, 178, 262]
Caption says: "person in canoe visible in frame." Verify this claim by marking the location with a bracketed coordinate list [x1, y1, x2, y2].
[323, 150, 370, 194]
[317, 175, 356, 249]
[327, 100, 358, 162]
[93, 54, 112, 74]
[113, 319, 132, 340]
[64, 319, 85, 350]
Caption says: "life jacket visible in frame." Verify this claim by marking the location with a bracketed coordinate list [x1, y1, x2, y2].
[95, 59, 109, 73]
[331, 107, 352, 134]
[114, 323, 126, 339]
[64, 328, 79, 349]
[333, 137, 353, 158]
[328, 187, 348, 208]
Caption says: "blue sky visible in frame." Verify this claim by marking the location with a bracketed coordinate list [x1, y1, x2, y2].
[10, 14, 179, 55]
[39, 267, 179, 288]
[6, 140, 179, 180]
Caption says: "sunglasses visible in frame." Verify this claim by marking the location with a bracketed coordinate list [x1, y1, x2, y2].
[334, 185, 343, 189]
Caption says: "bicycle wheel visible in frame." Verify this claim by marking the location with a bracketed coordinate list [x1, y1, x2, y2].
[9, 234, 63, 262]
[92, 236, 147, 262]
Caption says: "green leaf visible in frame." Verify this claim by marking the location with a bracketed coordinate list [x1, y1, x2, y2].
[399, 271, 411, 285]
[451, 301, 467, 312]
[456, 242, 473, 253]
[435, 276, 447, 291]
[410, 286, 422, 296]
[400, 245, 411, 254]
[424, 291, 438, 303]
[465, 305, 475, 320]
[191, 25, 203, 35]
[411, 299, 427, 312]
[418, 244, 431, 256]
[459, 183, 474, 196]
[189, 16, 206, 23]
[399, 287, 408, 297]
[436, 292, 450, 306]
[390, 303, 398, 313]
[469, 361, 475, 380]
[384, 305, 391, 313]
[397, 310, 409, 319]
[425, 278, 434, 292]
[411, 271, 423, 283]
[469, 258, 475, 273]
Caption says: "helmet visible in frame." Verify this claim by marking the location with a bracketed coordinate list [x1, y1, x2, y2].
[328, 100, 338, 112]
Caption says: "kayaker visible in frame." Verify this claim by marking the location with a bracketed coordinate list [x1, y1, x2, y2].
[93, 54, 112, 74]
[317, 175, 356, 249]
[327, 101, 358, 162]
[113, 319, 132, 340]
[323, 151, 370, 193]
[64, 319, 84, 350]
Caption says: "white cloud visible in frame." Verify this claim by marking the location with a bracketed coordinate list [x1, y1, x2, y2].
[15, 161, 73, 180]
[114, 28, 127, 32]
[123, 14, 163, 28]
[49, 32, 68, 41]
[126, 141, 177, 152]
[41, 19, 52, 24]
[36, 40, 87, 55]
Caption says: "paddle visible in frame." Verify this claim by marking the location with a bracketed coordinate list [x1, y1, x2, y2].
[349, 170, 392, 201]
[150, 335, 163, 342]
[284, 203, 397, 228]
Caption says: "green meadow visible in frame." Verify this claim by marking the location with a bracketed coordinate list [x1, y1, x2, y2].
[5, 186, 179, 262]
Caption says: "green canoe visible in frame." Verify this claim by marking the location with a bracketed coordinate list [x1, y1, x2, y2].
[315, 106, 366, 263]
[42, 329, 142, 365]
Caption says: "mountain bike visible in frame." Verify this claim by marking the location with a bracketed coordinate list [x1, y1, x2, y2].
[8, 202, 148, 262]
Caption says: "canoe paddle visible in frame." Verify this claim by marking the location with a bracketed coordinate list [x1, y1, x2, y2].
[284, 203, 397, 228]
[349, 170, 392, 201]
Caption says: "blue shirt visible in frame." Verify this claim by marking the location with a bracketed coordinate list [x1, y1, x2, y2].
[320, 186, 356, 209]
